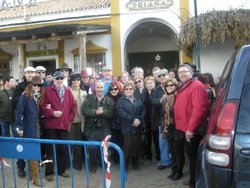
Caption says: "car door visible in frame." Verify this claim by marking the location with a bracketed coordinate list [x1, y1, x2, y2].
[233, 57, 250, 188]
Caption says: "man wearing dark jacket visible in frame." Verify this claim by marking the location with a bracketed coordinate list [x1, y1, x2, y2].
[0, 75, 15, 137]
[82, 80, 114, 173]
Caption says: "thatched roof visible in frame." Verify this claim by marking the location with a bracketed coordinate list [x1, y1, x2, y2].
[178, 9, 250, 53]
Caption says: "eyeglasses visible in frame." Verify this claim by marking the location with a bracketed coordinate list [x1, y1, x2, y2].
[158, 74, 166, 78]
[134, 80, 142, 84]
[125, 88, 133, 91]
[60, 69, 69, 72]
[32, 84, 42, 87]
[110, 88, 118, 91]
[72, 78, 81, 81]
[55, 77, 64, 80]
[166, 84, 175, 88]
[37, 71, 45, 74]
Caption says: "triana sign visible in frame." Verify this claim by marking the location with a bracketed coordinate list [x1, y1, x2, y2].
[126, 0, 173, 11]
[0, 0, 38, 11]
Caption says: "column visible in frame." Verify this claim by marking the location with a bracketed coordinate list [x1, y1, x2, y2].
[78, 33, 87, 72]
[17, 43, 25, 79]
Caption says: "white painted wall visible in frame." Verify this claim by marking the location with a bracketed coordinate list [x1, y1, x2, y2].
[200, 39, 235, 77]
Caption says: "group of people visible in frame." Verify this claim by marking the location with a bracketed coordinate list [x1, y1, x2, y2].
[0, 62, 218, 188]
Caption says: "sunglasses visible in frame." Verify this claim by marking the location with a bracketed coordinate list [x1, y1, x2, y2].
[110, 88, 118, 91]
[60, 69, 69, 72]
[125, 88, 133, 91]
[37, 71, 45, 74]
[166, 84, 175, 88]
[32, 84, 42, 87]
[134, 80, 142, 84]
[72, 78, 81, 81]
[55, 77, 64, 80]
[158, 74, 166, 78]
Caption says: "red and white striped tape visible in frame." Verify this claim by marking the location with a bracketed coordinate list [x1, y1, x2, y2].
[0, 157, 10, 167]
[102, 135, 111, 188]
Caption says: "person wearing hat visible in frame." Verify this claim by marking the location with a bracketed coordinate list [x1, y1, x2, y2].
[41, 71, 77, 181]
[150, 68, 171, 170]
[56, 63, 72, 87]
[67, 72, 87, 170]
[15, 76, 45, 186]
[80, 69, 93, 94]
[12, 66, 36, 178]
[35, 66, 48, 86]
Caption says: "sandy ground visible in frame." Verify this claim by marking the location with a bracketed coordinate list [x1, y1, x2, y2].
[0, 158, 189, 188]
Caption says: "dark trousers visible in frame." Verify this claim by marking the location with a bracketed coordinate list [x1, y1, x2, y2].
[168, 138, 177, 172]
[144, 122, 160, 160]
[174, 132, 202, 186]
[68, 122, 83, 168]
[89, 146, 101, 170]
[44, 129, 69, 176]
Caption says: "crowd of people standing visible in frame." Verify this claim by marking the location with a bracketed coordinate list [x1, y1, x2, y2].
[0, 62, 218, 188]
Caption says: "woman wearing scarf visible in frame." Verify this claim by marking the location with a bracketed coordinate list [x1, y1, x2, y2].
[162, 78, 182, 180]
[15, 76, 45, 186]
[116, 81, 144, 170]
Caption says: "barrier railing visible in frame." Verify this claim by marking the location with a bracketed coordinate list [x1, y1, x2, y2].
[0, 136, 126, 188]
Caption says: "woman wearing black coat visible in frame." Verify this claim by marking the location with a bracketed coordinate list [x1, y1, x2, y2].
[116, 81, 144, 170]
[106, 81, 123, 163]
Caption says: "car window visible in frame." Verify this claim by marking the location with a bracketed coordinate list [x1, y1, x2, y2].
[237, 59, 250, 133]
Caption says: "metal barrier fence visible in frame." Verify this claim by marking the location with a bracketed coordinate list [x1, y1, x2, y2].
[0, 137, 126, 188]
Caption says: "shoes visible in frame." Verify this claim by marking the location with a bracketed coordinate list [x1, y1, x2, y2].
[59, 172, 70, 178]
[31, 178, 41, 187]
[132, 163, 140, 170]
[90, 166, 97, 173]
[46, 175, 55, 182]
[183, 180, 189, 185]
[172, 172, 183, 181]
[157, 165, 170, 170]
[143, 160, 151, 165]
[168, 171, 176, 179]
[74, 166, 82, 171]
[18, 169, 25, 178]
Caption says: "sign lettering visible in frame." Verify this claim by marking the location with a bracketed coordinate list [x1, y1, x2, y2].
[126, 0, 173, 11]
[0, 0, 38, 11]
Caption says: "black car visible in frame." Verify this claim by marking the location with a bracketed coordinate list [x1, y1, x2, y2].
[196, 45, 250, 188]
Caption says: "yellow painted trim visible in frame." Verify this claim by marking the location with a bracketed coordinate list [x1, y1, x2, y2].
[58, 40, 64, 65]
[0, 18, 111, 32]
[111, 0, 122, 77]
[179, 0, 192, 64]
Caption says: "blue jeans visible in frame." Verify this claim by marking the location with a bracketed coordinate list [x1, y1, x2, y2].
[159, 127, 171, 166]
[0, 120, 11, 137]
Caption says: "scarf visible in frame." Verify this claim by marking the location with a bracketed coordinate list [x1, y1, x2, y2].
[164, 90, 177, 125]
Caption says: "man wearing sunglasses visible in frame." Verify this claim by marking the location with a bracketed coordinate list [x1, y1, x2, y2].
[56, 63, 72, 87]
[150, 69, 171, 170]
[35, 66, 49, 87]
[41, 71, 76, 181]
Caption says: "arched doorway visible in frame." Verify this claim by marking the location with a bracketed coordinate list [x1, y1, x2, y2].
[125, 21, 179, 76]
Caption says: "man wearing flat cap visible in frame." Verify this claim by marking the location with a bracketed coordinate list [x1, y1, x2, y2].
[35, 66, 48, 85]
[41, 71, 77, 181]
[56, 63, 72, 87]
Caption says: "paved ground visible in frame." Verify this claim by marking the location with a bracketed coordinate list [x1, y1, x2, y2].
[0, 158, 189, 188]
